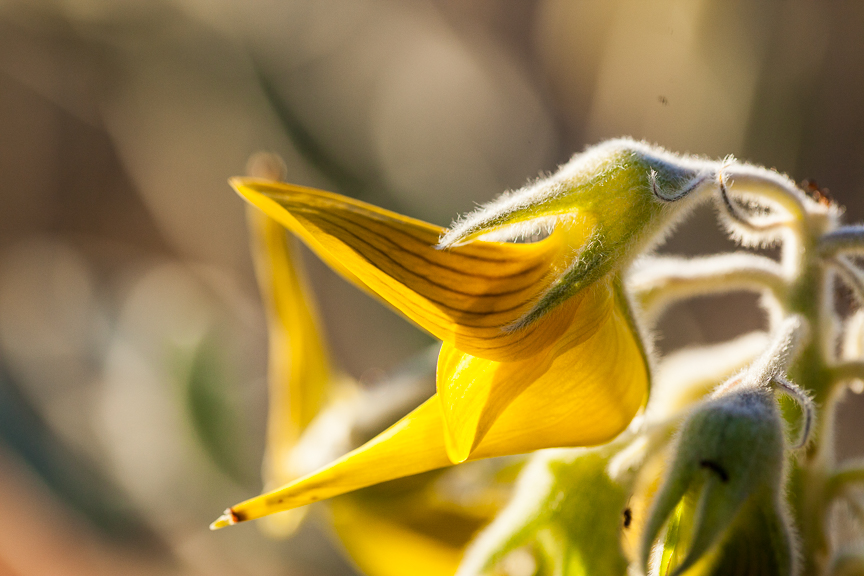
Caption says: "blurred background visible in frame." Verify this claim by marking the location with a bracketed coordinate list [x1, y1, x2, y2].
[1, 0, 864, 574]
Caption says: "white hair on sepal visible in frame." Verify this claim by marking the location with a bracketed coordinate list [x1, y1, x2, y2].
[439, 137, 716, 249]
[628, 252, 786, 312]
[721, 158, 813, 214]
[771, 375, 817, 451]
[439, 171, 564, 248]
[747, 315, 810, 386]
[713, 159, 840, 253]
[473, 216, 558, 244]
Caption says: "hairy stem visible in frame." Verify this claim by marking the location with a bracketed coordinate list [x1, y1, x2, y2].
[818, 225, 864, 256]
[628, 253, 787, 321]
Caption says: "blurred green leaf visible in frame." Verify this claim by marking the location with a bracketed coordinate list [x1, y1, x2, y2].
[179, 333, 254, 487]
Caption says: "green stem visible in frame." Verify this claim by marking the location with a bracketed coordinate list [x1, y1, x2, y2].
[787, 233, 836, 574]
[628, 253, 787, 321]
[817, 225, 864, 256]
[824, 459, 864, 503]
[830, 361, 864, 388]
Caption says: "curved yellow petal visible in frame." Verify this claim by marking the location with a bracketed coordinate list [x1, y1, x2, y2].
[466, 282, 646, 460]
[232, 178, 592, 362]
[330, 499, 464, 576]
[211, 286, 647, 528]
[247, 209, 334, 535]
[211, 396, 450, 528]
[437, 283, 615, 463]
[248, 210, 332, 470]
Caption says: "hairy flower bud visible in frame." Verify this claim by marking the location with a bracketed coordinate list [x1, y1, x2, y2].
[438, 138, 714, 329]
[641, 385, 795, 576]
[459, 448, 629, 576]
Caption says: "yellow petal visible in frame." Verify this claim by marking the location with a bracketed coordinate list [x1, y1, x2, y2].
[212, 396, 450, 527]
[232, 178, 592, 362]
[460, 281, 646, 461]
[247, 209, 335, 534]
[248, 210, 331, 478]
[330, 499, 464, 576]
[437, 283, 615, 463]
[211, 285, 647, 526]
[330, 495, 490, 576]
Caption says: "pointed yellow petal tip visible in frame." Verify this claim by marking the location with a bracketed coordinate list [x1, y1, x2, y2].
[209, 508, 240, 531]
[445, 441, 471, 465]
[442, 421, 474, 464]
[229, 177, 266, 201]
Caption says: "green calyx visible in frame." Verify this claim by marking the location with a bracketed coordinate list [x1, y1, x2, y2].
[439, 139, 714, 330]
[642, 386, 794, 576]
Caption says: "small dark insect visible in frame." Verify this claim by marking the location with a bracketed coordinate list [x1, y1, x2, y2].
[658, 95, 668, 106]
[801, 179, 832, 206]
[623, 507, 633, 528]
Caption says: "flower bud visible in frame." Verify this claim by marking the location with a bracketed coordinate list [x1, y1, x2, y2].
[459, 448, 629, 576]
[641, 386, 794, 576]
[438, 139, 713, 328]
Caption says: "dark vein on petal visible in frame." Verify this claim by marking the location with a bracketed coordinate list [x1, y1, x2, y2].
[308, 212, 552, 306]
[307, 208, 552, 283]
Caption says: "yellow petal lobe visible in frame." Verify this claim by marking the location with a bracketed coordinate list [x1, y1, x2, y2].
[213, 283, 647, 526]
[232, 178, 591, 362]
[247, 208, 335, 536]
[469, 299, 645, 458]
[248, 210, 332, 466]
[217, 396, 451, 526]
[330, 499, 465, 576]
[436, 283, 615, 463]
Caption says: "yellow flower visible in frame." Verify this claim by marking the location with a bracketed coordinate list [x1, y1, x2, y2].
[213, 139, 709, 529]
[244, 151, 512, 575]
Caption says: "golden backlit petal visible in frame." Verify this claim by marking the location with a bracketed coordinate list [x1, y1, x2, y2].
[232, 178, 591, 361]
[211, 284, 647, 528]
[213, 397, 451, 526]
[437, 283, 614, 463]
[248, 210, 332, 470]
[247, 209, 335, 536]
[465, 283, 646, 460]
[329, 499, 465, 576]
